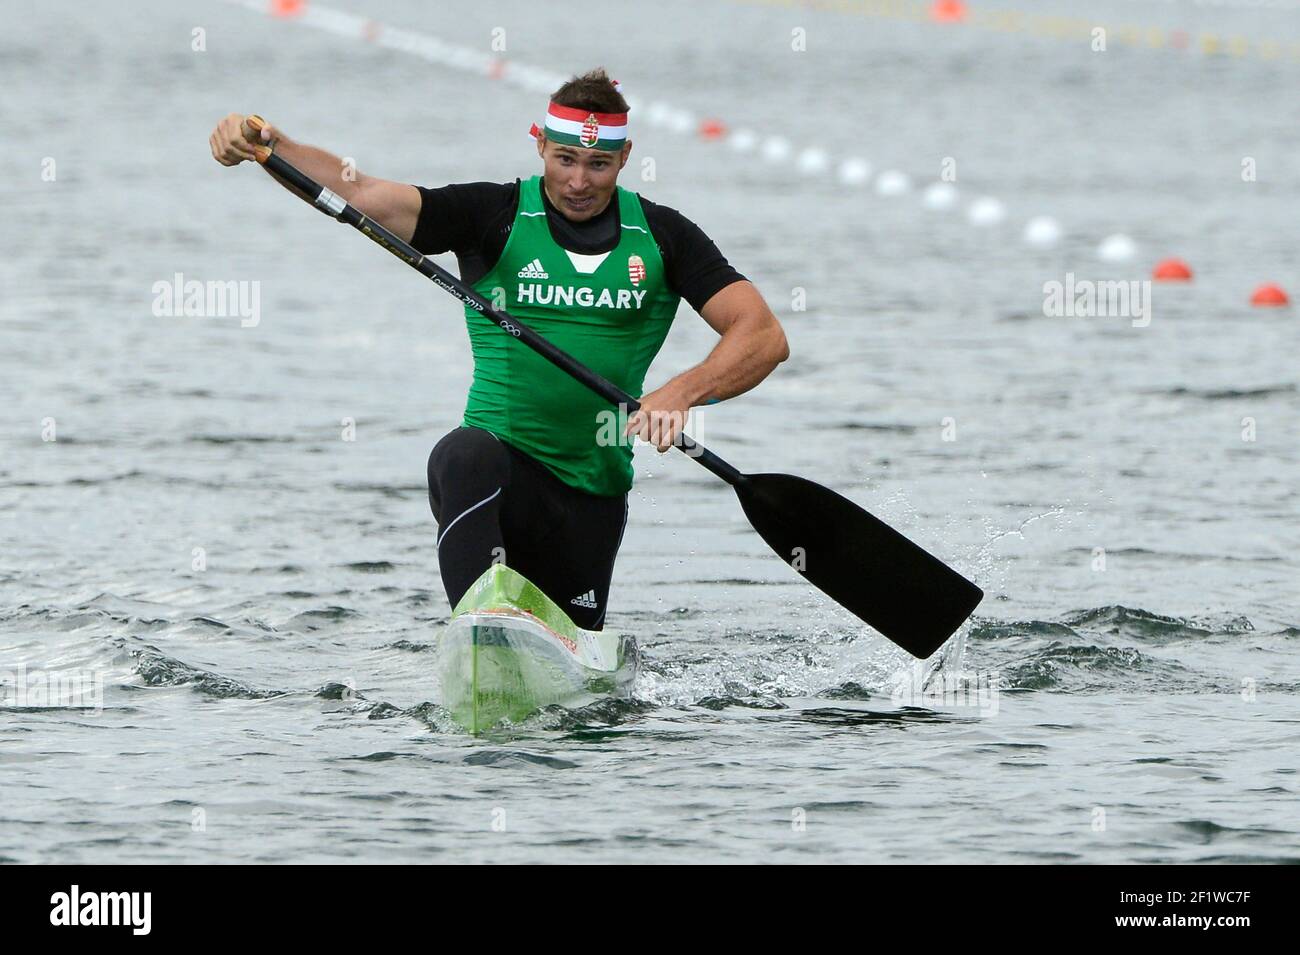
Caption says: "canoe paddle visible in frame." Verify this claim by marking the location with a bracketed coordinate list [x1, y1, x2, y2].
[243, 115, 982, 658]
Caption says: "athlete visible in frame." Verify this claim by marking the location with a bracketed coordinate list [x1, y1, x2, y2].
[209, 68, 789, 630]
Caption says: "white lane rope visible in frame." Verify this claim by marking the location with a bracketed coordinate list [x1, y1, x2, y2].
[220, 0, 1296, 296]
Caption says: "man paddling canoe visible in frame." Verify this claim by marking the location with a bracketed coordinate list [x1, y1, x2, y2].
[211, 68, 789, 631]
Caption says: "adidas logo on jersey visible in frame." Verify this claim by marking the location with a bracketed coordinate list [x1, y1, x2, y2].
[570, 589, 598, 609]
[517, 258, 549, 279]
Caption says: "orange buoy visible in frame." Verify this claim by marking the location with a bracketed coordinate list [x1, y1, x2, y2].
[1250, 284, 1290, 307]
[698, 119, 727, 140]
[930, 0, 967, 22]
[1153, 258, 1193, 281]
[269, 0, 305, 17]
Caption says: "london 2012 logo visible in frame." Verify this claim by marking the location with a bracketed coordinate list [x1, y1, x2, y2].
[580, 113, 600, 148]
[627, 254, 646, 286]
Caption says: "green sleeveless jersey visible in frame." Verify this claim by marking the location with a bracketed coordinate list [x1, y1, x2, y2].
[462, 175, 681, 496]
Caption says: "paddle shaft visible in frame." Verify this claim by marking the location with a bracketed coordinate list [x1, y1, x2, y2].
[248, 121, 745, 487]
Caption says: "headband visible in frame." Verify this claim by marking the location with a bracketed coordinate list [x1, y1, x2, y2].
[528, 80, 628, 150]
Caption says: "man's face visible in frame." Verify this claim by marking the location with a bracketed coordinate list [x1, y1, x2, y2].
[536, 136, 632, 222]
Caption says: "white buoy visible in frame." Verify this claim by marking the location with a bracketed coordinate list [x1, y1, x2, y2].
[666, 109, 694, 134]
[1023, 216, 1063, 248]
[646, 101, 671, 128]
[838, 157, 872, 186]
[875, 170, 912, 196]
[968, 196, 1007, 227]
[1097, 233, 1137, 263]
[527, 73, 560, 94]
[797, 148, 830, 175]
[921, 181, 959, 210]
[728, 129, 758, 153]
[761, 136, 792, 163]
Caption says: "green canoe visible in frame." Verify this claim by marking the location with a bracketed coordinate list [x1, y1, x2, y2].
[436, 564, 638, 733]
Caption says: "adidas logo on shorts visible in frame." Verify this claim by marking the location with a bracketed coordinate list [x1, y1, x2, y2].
[570, 589, 598, 609]
[517, 258, 549, 279]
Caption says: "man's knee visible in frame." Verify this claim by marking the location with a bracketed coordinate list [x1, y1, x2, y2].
[427, 428, 509, 517]
[429, 428, 511, 484]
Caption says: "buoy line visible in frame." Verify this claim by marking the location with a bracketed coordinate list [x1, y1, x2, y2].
[219, 0, 1292, 307]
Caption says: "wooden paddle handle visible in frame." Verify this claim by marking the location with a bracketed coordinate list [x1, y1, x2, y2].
[243, 114, 274, 163]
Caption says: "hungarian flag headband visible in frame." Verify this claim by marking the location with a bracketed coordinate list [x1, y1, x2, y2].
[529, 84, 628, 151]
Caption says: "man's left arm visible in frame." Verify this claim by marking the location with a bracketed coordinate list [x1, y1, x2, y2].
[627, 280, 789, 452]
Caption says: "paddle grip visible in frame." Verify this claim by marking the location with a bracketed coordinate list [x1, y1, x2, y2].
[243, 114, 274, 163]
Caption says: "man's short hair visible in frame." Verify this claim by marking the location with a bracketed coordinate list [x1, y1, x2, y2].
[549, 67, 629, 115]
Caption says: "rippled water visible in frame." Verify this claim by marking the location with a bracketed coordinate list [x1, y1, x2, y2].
[3, 0, 1298, 862]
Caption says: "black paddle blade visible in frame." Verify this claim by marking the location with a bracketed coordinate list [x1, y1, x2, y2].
[734, 473, 983, 658]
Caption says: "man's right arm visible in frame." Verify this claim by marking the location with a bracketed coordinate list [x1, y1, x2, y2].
[209, 113, 422, 243]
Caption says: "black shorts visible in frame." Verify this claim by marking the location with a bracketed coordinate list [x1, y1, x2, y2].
[426, 427, 629, 630]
